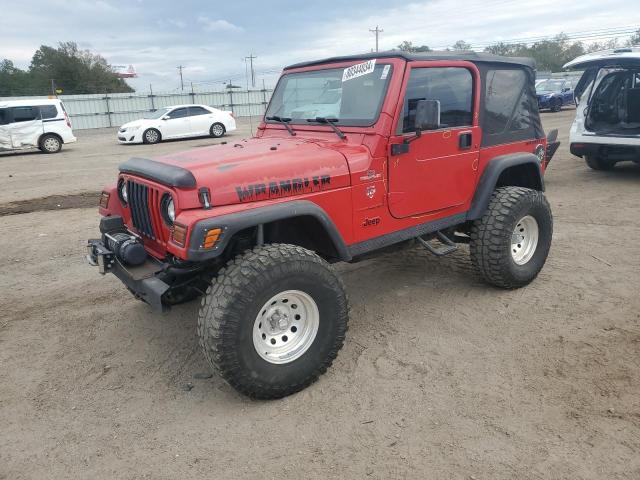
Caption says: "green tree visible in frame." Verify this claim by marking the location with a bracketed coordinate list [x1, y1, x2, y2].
[451, 40, 472, 51]
[626, 28, 640, 46]
[586, 38, 618, 53]
[397, 41, 431, 53]
[0, 42, 134, 96]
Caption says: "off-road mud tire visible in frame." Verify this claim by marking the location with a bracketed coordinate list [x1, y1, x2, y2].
[197, 244, 349, 399]
[470, 186, 553, 289]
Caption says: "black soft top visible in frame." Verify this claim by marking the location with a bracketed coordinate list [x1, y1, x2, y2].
[284, 50, 536, 70]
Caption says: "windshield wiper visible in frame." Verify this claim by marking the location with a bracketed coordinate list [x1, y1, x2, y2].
[265, 116, 296, 136]
[307, 117, 345, 139]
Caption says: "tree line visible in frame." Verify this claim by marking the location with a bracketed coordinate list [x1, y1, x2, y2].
[0, 42, 134, 97]
[397, 30, 640, 72]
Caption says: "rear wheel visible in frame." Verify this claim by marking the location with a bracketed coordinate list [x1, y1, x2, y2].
[585, 154, 615, 171]
[143, 128, 161, 144]
[470, 186, 553, 289]
[39, 134, 62, 153]
[210, 122, 225, 138]
[197, 244, 349, 399]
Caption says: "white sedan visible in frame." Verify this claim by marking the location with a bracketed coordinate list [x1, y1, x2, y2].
[117, 104, 236, 144]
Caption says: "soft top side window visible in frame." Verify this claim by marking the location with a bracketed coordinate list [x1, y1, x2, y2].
[484, 69, 528, 135]
[400, 67, 473, 133]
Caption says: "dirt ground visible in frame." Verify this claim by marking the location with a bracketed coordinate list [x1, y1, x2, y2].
[1, 111, 639, 480]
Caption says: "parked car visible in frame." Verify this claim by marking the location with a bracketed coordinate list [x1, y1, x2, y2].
[89, 51, 559, 399]
[564, 47, 640, 170]
[536, 79, 574, 112]
[0, 98, 76, 153]
[117, 104, 236, 144]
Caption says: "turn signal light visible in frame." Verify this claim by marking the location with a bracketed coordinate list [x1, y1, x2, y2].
[203, 228, 222, 249]
[99, 191, 110, 208]
[172, 223, 187, 247]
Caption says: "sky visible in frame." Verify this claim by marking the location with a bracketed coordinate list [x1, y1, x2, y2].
[1, 0, 639, 93]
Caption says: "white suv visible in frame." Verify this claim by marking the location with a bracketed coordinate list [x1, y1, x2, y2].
[564, 47, 640, 170]
[0, 99, 77, 154]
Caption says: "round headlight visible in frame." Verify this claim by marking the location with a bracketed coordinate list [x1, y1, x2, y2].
[118, 179, 128, 204]
[167, 198, 175, 222]
[161, 193, 175, 225]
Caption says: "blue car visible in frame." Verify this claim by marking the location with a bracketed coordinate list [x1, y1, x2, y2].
[536, 79, 574, 112]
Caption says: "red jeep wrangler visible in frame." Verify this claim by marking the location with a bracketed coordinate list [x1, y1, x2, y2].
[89, 52, 559, 399]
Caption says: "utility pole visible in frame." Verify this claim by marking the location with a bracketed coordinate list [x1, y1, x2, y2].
[50, 79, 55, 96]
[369, 25, 383, 52]
[177, 65, 184, 91]
[245, 53, 257, 87]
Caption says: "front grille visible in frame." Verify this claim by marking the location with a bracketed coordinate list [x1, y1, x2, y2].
[127, 180, 159, 239]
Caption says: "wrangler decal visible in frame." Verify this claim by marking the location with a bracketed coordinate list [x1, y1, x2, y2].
[235, 175, 331, 202]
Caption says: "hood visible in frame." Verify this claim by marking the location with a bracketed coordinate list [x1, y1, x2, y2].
[119, 136, 354, 207]
[564, 47, 640, 69]
[120, 119, 144, 130]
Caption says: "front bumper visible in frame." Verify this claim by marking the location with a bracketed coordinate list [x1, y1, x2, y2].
[87, 238, 170, 311]
[117, 129, 142, 144]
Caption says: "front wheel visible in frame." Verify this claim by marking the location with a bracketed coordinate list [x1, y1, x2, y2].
[550, 98, 562, 112]
[143, 128, 161, 144]
[470, 186, 553, 289]
[197, 244, 349, 399]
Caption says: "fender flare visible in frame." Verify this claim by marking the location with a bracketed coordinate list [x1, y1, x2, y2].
[466, 153, 544, 221]
[186, 200, 351, 261]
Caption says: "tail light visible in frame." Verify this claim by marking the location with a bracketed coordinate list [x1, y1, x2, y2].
[64, 112, 71, 128]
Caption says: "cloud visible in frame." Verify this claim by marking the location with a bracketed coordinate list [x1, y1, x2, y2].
[196, 16, 242, 32]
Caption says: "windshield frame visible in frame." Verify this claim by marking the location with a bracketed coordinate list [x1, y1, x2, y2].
[265, 62, 394, 128]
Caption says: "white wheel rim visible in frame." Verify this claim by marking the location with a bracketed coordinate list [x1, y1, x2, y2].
[44, 137, 59, 151]
[511, 215, 539, 265]
[212, 124, 224, 136]
[146, 130, 158, 142]
[253, 290, 319, 364]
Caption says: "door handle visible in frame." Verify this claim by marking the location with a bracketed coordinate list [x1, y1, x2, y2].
[459, 132, 472, 150]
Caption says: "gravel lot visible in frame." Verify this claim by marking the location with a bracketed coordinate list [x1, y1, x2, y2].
[1, 111, 639, 480]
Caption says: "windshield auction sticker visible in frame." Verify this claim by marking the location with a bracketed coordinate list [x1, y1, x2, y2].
[342, 59, 376, 82]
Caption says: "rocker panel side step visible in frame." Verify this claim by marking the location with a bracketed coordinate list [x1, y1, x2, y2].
[417, 231, 458, 256]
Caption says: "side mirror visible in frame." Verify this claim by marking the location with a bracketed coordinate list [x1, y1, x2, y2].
[161, 116, 170, 120]
[415, 99, 440, 131]
[562, 87, 571, 92]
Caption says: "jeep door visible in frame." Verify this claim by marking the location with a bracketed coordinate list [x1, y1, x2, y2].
[160, 107, 191, 138]
[388, 63, 480, 218]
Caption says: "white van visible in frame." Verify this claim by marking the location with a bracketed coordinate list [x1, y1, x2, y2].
[0, 99, 77, 154]
[564, 47, 640, 170]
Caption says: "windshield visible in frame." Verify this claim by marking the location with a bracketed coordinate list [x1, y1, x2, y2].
[536, 80, 565, 93]
[144, 108, 171, 119]
[265, 62, 393, 126]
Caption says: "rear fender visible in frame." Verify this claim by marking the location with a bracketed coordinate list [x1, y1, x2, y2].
[467, 153, 544, 220]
